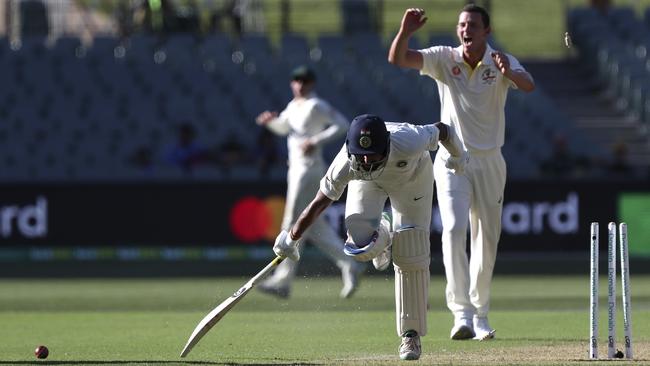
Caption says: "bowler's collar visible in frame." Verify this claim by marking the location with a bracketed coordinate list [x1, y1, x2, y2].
[452, 44, 496, 66]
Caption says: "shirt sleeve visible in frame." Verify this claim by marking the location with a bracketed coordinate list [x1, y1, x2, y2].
[412, 124, 441, 151]
[265, 108, 291, 136]
[383, 123, 440, 156]
[418, 46, 447, 81]
[320, 146, 353, 201]
[504, 53, 526, 89]
[308, 100, 349, 146]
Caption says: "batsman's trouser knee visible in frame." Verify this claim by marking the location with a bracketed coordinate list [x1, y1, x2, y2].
[393, 228, 430, 336]
[344, 216, 391, 262]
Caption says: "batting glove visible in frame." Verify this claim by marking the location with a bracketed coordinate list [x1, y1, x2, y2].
[273, 230, 301, 261]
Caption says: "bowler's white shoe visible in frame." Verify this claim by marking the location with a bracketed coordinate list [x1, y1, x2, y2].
[340, 261, 364, 299]
[473, 316, 496, 341]
[399, 330, 421, 361]
[450, 317, 475, 340]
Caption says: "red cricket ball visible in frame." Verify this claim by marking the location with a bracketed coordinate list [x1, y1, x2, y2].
[34, 345, 49, 359]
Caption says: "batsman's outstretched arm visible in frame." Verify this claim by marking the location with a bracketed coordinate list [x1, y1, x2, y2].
[291, 190, 333, 239]
[273, 190, 333, 260]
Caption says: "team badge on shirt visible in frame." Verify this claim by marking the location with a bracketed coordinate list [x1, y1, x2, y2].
[452, 66, 461, 76]
[481, 68, 497, 85]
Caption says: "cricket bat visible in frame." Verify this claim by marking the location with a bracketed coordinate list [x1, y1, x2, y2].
[180, 256, 285, 357]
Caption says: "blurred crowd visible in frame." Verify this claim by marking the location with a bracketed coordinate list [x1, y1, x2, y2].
[5, 0, 648, 182]
[127, 121, 284, 177]
[114, 0, 264, 37]
[538, 134, 645, 180]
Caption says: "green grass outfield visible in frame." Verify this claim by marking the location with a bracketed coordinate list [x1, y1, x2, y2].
[1, 275, 648, 365]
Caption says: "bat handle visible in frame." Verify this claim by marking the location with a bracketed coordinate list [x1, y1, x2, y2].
[250, 256, 285, 285]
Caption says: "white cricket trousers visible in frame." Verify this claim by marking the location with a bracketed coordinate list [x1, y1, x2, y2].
[434, 147, 506, 319]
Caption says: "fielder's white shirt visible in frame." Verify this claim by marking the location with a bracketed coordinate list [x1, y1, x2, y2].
[419, 44, 524, 152]
[320, 122, 440, 201]
[265, 92, 348, 168]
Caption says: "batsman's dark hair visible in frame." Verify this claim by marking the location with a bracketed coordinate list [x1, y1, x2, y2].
[462, 3, 490, 29]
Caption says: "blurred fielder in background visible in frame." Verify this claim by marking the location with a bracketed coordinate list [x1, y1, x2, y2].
[272, 114, 466, 360]
[389, 4, 535, 341]
[255, 65, 363, 299]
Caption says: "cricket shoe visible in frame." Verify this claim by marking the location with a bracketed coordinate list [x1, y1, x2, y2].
[399, 330, 421, 360]
[340, 260, 364, 299]
[450, 317, 475, 340]
[473, 316, 496, 341]
[256, 281, 290, 299]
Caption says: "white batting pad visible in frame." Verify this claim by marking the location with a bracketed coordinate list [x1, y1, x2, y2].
[393, 228, 431, 336]
[343, 221, 391, 262]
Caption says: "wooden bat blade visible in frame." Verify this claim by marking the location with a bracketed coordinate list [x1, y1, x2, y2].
[179, 256, 284, 358]
[179, 282, 253, 357]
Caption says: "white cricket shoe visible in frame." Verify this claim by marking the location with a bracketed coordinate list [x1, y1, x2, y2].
[340, 261, 364, 299]
[399, 330, 421, 361]
[473, 316, 496, 341]
[450, 317, 475, 340]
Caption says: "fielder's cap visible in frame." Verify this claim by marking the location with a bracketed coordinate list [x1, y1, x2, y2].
[291, 65, 316, 82]
[346, 114, 389, 155]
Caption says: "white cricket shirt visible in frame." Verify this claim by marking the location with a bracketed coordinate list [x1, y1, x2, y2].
[320, 122, 440, 201]
[419, 44, 524, 152]
[266, 92, 348, 168]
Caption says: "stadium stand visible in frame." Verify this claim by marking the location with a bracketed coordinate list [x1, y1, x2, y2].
[2, 4, 639, 183]
[563, 6, 650, 176]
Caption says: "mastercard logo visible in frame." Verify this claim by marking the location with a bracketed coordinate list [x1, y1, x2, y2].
[229, 196, 285, 242]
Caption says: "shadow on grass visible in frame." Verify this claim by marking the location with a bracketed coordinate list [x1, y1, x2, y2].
[0, 362, 318, 366]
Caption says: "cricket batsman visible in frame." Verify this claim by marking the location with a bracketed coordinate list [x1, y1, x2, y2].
[272, 114, 467, 360]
